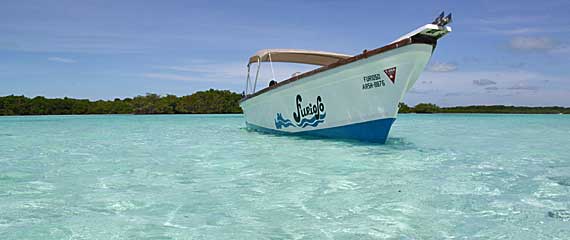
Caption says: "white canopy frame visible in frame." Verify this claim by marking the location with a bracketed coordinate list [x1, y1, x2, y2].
[248, 49, 351, 66]
[244, 49, 351, 96]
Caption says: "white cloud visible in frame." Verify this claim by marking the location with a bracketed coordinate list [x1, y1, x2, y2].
[471, 15, 569, 36]
[427, 62, 457, 72]
[143, 73, 193, 81]
[156, 62, 244, 79]
[509, 37, 556, 50]
[479, 26, 570, 36]
[0, 15, 316, 54]
[501, 28, 543, 35]
[477, 16, 547, 25]
[504, 37, 570, 56]
[507, 83, 539, 91]
[473, 79, 497, 86]
[405, 70, 570, 106]
[550, 45, 570, 55]
[153, 61, 316, 85]
[47, 57, 76, 63]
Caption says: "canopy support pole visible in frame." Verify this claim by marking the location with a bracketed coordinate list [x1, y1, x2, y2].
[245, 64, 251, 96]
[253, 57, 261, 93]
[268, 51, 276, 82]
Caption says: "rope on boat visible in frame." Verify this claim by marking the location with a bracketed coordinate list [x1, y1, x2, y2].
[268, 51, 276, 83]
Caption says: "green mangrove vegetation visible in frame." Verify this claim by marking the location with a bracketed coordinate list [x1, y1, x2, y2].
[0, 89, 243, 115]
[1, 90, 569, 116]
[398, 103, 570, 114]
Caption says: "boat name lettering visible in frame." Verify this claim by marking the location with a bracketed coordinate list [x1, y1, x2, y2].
[293, 95, 325, 123]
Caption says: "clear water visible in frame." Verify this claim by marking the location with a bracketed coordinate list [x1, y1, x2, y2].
[1, 114, 569, 239]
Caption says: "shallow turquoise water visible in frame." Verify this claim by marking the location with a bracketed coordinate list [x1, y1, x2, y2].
[1, 114, 569, 239]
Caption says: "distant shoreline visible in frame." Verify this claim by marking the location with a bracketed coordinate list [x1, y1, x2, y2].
[0, 113, 566, 118]
[1, 91, 569, 115]
[398, 103, 569, 114]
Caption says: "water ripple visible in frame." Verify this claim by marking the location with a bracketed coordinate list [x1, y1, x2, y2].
[0, 114, 568, 239]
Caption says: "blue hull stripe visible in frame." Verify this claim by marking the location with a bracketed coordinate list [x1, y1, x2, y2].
[247, 118, 396, 143]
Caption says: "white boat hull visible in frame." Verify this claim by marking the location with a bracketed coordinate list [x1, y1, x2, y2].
[240, 43, 434, 143]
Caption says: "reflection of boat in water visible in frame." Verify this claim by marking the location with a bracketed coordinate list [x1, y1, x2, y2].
[240, 13, 453, 143]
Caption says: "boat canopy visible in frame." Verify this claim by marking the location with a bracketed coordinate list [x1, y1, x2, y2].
[248, 49, 352, 66]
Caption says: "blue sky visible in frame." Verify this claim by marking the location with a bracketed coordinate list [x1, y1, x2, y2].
[1, 0, 569, 106]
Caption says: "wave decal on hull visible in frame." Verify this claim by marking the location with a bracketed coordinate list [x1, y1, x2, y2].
[275, 112, 326, 129]
[275, 113, 296, 129]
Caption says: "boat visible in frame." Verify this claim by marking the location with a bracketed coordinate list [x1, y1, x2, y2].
[239, 12, 453, 143]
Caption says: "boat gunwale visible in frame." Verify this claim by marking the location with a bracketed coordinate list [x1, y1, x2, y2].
[239, 37, 436, 104]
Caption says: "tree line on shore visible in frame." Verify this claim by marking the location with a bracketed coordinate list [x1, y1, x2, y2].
[0, 89, 242, 115]
[399, 103, 570, 114]
[1, 90, 569, 115]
